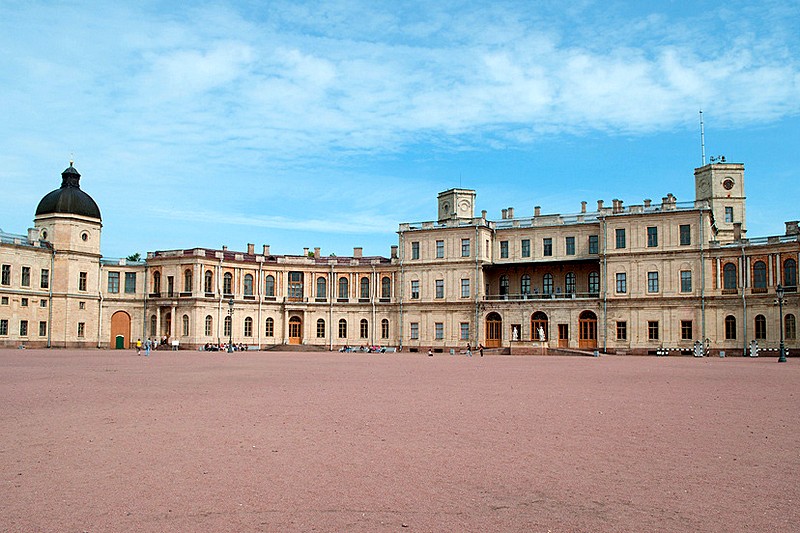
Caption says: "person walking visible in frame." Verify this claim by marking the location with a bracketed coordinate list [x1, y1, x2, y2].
[144, 338, 152, 357]
[135, 338, 142, 356]
[478, 343, 484, 357]
[466, 343, 472, 357]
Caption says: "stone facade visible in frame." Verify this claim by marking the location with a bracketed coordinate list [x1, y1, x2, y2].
[1, 162, 797, 355]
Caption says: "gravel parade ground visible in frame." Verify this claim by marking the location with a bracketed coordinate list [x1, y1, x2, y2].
[2, 349, 798, 532]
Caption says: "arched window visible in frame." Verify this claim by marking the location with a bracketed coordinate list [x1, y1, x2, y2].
[723, 263, 737, 290]
[381, 277, 391, 299]
[224, 315, 232, 337]
[531, 311, 548, 341]
[244, 317, 253, 337]
[784, 259, 797, 288]
[360, 277, 370, 299]
[204, 315, 213, 336]
[543, 273, 553, 295]
[204, 270, 213, 294]
[565, 272, 576, 294]
[499, 275, 509, 297]
[264, 275, 275, 297]
[338, 277, 349, 299]
[755, 314, 767, 339]
[588, 272, 600, 294]
[152, 271, 161, 294]
[223, 272, 233, 296]
[182, 314, 189, 336]
[753, 261, 767, 289]
[243, 274, 254, 296]
[184, 269, 193, 293]
[725, 315, 736, 339]
[338, 319, 347, 338]
[317, 319, 326, 338]
[316, 276, 327, 299]
[786, 314, 796, 340]
[381, 318, 389, 339]
[521, 275, 531, 295]
[265, 317, 274, 337]
[360, 318, 369, 338]
[150, 314, 157, 337]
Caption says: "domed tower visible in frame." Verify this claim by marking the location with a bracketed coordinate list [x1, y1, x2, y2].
[34, 163, 102, 256]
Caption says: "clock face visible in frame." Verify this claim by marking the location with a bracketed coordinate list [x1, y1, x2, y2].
[458, 200, 470, 213]
[723, 179, 734, 190]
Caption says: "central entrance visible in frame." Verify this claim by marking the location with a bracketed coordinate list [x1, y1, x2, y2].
[288, 315, 303, 345]
[579, 310, 598, 349]
[485, 312, 502, 348]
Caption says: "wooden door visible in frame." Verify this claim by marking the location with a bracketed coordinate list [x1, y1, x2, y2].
[289, 316, 302, 345]
[485, 312, 502, 348]
[578, 311, 597, 349]
[558, 323, 569, 348]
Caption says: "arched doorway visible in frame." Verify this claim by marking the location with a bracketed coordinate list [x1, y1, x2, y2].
[110, 311, 131, 349]
[289, 315, 303, 345]
[485, 312, 502, 348]
[579, 310, 597, 349]
[531, 311, 548, 341]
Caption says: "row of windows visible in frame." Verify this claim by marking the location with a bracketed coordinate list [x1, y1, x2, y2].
[107, 271, 137, 294]
[722, 259, 797, 290]
[412, 239, 472, 259]
[614, 270, 693, 294]
[1, 265, 50, 289]
[0, 319, 48, 336]
[0, 297, 48, 308]
[409, 321, 471, 341]
[495, 272, 599, 296]
[614, 314, 798, 342]
[159, 315, 393, 339]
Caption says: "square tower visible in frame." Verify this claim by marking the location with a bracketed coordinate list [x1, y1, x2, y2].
[694, 163, 746, 243]
[437, 189, 476, 222]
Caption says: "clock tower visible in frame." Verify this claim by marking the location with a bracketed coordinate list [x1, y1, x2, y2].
[694, 162, 746, 243]
[437, 188, 476, 222]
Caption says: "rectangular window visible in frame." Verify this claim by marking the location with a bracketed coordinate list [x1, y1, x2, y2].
[680, 271, 692, 293]
[77, 322, 85, 338]
[435, 279, 444, 299]
[40, 299, 47, 308]
[39, 321, 47, 337]
[725, 207, 734, 223]
[647, 272, 659, 293]
[648, 320, 659, 340]
[647, 227, 658, 247]
[108, 271, 120, 293]
[288, 272, 303, 300]
[411, 241, 420, 260]
[411, 280, 420, 299]
[461, 239, 471, 257]
[410, 322, 419, 340]
[0, 319, 7, 335]
[1, 264, 10, 285]
[79, 301, 86, 310]
[616, 321, 627, 340]
[589, 235, 599, 254]
[681, 320, 693, 340]
[679, 224, 691, 246]
[615, 228, 626, 249]
[21, 266, 31, 287]
[461, 278, 470, 298]
[21, 298, 28, 307]
[125, 272, 136, 293]
[79, 272, 87, 292]
[460, 322, 469, 341]
[500, 241, 509, 258]
[543, 238, 552, 256]
[565, 237, 575, 256]
[20, 320, 28, 337]
[40, 269, 49, 289]
[435, 322, 444, 340]
[1, 296, 7, 305]
[615, 273, 627, 294]
[436, 240, 444, 258]
[521, 239, 530, 258]
[381, 320, 389, 339]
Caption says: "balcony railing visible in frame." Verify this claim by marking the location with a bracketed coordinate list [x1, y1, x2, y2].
[483, 291, 598, 301]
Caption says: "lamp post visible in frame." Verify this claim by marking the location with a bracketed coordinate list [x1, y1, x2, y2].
[777, 285, 787, 363]
[227, 298, 234, 353]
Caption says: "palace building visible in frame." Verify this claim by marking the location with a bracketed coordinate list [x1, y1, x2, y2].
[1, 161, 797, 355]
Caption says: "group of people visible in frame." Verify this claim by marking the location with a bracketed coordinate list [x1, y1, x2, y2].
[134, 338, 154, 356]
[428, 343, 484, 357]
[203, 342, 247, 352]
[339, 345, 386, 353]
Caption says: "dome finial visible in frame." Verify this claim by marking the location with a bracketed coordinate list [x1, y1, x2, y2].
[69, 152, 74, 167]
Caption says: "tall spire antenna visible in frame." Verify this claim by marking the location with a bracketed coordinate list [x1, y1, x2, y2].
[699, 110, 706, 166]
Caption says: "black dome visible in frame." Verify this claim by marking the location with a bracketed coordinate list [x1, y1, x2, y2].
[35, 165, 101, 220]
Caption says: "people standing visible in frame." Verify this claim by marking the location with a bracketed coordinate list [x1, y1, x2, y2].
[478, 344, 484, 357]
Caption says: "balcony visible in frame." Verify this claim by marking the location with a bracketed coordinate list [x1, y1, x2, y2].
[483, 291, 598, 302]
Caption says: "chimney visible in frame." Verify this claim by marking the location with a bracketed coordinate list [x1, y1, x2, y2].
[247, 243, 254, 255]
[733, 222, 742, 241]
[222, 245, 228, 251]
[507, 207, 514, 218]
[501, 209, 508, 219]
[786, 221, 800, 236]
[534, 206, 541, 217]
[314, 247, 321, 258]
[353, 247, 363, 258]
[581, 201, 587, 214]
[27, 228, 38, 244]
[597, 200, 604, 211]
[644, 199, 652, 208]
[303, 247, 309, 257]
[262, 245, 270, 256]
[481, 210, 487, 219]
[391, 245, 398, 259]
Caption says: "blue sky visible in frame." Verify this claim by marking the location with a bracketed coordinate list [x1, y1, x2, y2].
[2, 0, 798, 258]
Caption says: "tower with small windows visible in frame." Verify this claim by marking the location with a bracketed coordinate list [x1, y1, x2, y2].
[437, 188, 476, 222]
[694, 162, 746, 243]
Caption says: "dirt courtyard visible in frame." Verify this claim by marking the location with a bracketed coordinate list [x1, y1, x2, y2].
[1, 350, 798, 532]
